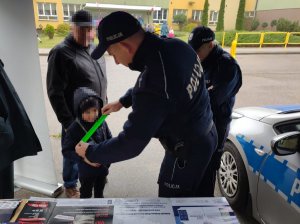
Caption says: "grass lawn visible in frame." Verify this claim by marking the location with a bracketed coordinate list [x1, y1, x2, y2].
[38, 31, 300, 49]
[38, 33, 65, 48]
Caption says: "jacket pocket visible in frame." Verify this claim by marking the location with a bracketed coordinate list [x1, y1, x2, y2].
[0, 116, 14, 150]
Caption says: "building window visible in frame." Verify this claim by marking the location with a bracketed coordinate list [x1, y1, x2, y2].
[37, 3, 57, 20]
[173, 9, 187, 19]
[244, 11, 255, 18]
[63, 4, 81, 21]
[192, 10, 202, 21]
[153, 9, 168, 24]
[209, 10, 218, 25]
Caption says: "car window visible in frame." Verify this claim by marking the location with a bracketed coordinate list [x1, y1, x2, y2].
[274, 119, 300, 134]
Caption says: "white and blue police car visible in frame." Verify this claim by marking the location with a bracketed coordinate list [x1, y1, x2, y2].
[217, 105, 300, 224]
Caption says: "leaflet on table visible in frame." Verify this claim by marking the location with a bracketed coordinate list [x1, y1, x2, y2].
[171, 197, 239, 224]
[113, 198, 175, 224]
[0, 200, 20, 223]
[48, 198, 114, 224]
[11, 198, 56, 224]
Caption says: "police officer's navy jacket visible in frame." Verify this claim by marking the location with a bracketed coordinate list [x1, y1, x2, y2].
[202, 45, 242, 146]
[62, 87, 111, 177]
[85, 32, 214, 164]
[47, 35, 107, 129]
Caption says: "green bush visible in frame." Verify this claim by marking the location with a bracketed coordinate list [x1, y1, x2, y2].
[56, 23, 70, 36]
[44, 24, 55, 39]
[183, 23, 198, 32]
[251, 19, 260, 31]
[271, 20, 277, 28]
[262, 22, 268, 29]
[173, 30, 300, 47]
[277, 18, 300, 32]
[290, 21, 300, 32]
[173, 14, 187, 31]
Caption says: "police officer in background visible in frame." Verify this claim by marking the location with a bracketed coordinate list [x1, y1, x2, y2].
[188, 26, 242, 196]
[75, 11, 218, 197]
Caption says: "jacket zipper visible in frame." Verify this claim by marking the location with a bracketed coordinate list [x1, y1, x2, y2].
[84, 49, 103, 97]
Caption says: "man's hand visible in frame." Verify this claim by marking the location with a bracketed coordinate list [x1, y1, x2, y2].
[102, 101, 123, 115]
[75, 141, 89, 158]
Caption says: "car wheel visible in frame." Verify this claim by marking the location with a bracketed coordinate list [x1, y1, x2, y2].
[217, 141, 249, 211]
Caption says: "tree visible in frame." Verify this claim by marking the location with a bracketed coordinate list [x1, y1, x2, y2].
[216, 0, 225, 31]
[271, 20, 277, 28]
[235, 0, 246, 30]
[202, 0, 209, 26]
[250, 19, 260, 31]
[173, 14, 187, 31]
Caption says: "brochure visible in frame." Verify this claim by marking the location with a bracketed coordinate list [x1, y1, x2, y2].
[113, 198, 175, 224]
[0, 200, 20, 223]
[171, 198, 239, 224]
[48, 198, 114, 224]
[12, 199, 56, 223]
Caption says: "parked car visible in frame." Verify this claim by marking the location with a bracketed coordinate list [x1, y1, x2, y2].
[217, 105, 300, 224]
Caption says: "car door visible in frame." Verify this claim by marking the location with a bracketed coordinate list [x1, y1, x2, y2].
[256, 121, 300, 224]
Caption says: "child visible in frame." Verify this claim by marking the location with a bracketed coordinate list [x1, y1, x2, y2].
[62, 87, 112, 198]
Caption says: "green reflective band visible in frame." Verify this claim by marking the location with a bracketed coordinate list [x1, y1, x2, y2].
[81, 114, 108, 142]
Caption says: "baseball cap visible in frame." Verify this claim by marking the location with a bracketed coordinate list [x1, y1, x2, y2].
[71, 10, 93, 27]
[91, 11, 142, 59]
[188, 26, 215, 50]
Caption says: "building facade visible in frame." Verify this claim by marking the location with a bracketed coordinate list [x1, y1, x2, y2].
[33, 0, 257, 31]
[256, 0, 300, 28]
[33, 0, 64, 29]
[167, 0, 256, 30]
[33, 0, 169, 29]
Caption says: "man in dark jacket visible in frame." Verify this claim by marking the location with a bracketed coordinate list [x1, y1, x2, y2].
[76, 11, 218, 197]
[0, 59, 42, 198]
[188, 26, 242, 196]
[46, 10, 109, 198]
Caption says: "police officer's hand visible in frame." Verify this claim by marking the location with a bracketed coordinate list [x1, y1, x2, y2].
[83, 157, 101, 168]
[75, 141, 89, 158]
[102, 101, 123, 115]
[212, 149, 224, 171]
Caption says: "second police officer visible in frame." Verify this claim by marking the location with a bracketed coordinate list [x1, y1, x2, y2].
[189, 26, 242, 196]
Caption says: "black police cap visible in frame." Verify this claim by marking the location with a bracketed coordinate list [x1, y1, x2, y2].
[188, 26, 215, 50]
[91, 11, 142, 59]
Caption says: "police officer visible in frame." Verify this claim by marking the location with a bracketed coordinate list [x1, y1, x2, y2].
[188, 26, 242, 196]
[76, 11, 217, 197]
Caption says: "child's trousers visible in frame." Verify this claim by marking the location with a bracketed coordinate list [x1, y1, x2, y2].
[79, 175, 106, 198]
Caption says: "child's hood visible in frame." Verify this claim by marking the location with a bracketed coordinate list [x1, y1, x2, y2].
[73, 87, 103, 117]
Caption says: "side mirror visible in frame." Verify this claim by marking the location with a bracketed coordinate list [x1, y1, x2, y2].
[271, 131, 300, 156]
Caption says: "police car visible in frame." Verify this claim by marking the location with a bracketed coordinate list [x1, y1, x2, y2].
[217, 105, 300, 224]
